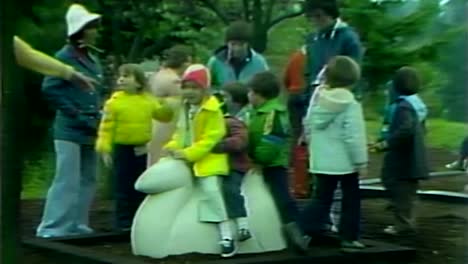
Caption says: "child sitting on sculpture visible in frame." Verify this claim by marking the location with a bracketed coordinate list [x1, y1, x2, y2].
[96, 63, 173, 230]
[162, 64, 236, 257]
[212, 82, 252, 243]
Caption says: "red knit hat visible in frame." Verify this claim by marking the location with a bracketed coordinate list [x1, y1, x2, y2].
[182, 64, 211, 89]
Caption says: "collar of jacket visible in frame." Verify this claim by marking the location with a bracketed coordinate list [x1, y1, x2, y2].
[64, 44, 100, 74]
[199, 95, 223, 112]
[255, 98, 286, 113]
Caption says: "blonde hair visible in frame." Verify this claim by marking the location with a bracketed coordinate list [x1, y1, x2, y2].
[325, 56, 361, 88]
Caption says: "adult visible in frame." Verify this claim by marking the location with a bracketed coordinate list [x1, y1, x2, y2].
[284, 46, 307, 142]
[147, 45, 193, 166]
[299, 0, 364, 233]
[301, 0, 363, 112]
[36, 4, 104, 238]
[207, 20, 269, 90]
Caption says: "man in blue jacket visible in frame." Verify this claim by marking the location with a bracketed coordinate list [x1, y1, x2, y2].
[36, 4, 105, 238]
[299, 0, 364, 233]
[207, 20, 269, 90]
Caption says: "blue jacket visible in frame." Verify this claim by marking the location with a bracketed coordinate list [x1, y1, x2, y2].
[42, 45, 104, 145]
[303, 19, 363, 102]
[379, 81, 428, 140]
[207, 46, 269, 90]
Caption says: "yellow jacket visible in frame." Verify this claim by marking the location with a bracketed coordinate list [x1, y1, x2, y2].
[14, 36, 74, 80]
[96, 91, 173, 153]
[165, 96, 229, 177]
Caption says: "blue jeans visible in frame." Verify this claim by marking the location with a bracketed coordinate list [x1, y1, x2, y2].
[222, 170, 247, 219]
[299, 173, 361, 241]
[36, 140, 97, 237]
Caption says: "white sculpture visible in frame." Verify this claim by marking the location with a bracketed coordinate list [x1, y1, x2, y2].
[131, 158, 287, 258]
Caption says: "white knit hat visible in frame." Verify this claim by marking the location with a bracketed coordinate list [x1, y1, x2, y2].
[66, 4, 101, 37]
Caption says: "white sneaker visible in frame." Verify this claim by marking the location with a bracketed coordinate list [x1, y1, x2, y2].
[383, 225, 398, 235]
[331, 225, 339, 233]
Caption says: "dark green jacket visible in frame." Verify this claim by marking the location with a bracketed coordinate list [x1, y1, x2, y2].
[248, 98, 290, 167]
[42, 44, 104, 145]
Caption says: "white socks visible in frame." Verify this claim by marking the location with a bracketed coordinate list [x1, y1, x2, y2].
[218, 221, 232, 240]
[236, 217, 249, 230]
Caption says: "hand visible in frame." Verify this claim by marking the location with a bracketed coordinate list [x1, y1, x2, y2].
[374, 141, 388, 151]
[102, 153, 113, 168]
[70, 71, 98, 90]
[170, 150, 187, 160]
[297, 133, 306, 146]
[161, 148, 173, 157]
[357, 166, 368, 178]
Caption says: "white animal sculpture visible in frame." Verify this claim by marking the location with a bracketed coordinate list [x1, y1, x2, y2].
[131, 158, 287, 258]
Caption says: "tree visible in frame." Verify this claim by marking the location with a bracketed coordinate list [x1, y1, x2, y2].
[193, 0, 305, 52]
[437, 0, 468, 121]
[341, 0, 459, 95]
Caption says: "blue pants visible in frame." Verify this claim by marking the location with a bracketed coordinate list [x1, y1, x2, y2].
[299, 173, 361, 241]
[36, 140, 97, 237]
[222, 170, 247, 219]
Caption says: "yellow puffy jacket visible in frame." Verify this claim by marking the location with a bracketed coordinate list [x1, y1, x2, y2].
[96, 91, 173, 153]
[165, 96, 229, 177]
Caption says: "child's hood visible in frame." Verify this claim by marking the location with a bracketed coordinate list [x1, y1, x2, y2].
[403, 95, 428, 122]
[311, 88, 356, 130]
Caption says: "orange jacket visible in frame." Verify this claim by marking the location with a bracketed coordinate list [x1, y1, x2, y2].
[283, 46, 306, 94]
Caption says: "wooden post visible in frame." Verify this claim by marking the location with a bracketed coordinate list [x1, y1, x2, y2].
[1, 1, 25, 263]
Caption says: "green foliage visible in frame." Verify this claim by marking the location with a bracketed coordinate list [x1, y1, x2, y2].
[342, 0, 458, 92]
[436, 0, 468, 121]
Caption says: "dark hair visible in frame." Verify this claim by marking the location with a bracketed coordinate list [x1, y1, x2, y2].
[162, 45, 193, 69]
[68, 19, 100, 44]
[222, 82, 249, 106]
[212, 92, 228, 114]
[225, 20, 252, 43]
[303, 0, 340, 19]
[118, 63, 147, 92]
[325, 56, 361, 88]
[393, 66, 421, 96]
[248, 71, 280, 99]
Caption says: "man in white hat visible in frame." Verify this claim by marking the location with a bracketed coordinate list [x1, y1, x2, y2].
[37, 3, 105, 238]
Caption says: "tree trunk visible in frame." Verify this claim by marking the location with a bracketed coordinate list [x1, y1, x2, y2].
[1, 1, 24, 263]
[251, 27, 268, 53]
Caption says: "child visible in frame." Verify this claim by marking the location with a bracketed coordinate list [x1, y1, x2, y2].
[162, 64, 235, 258]
[246, 71, 309, 252]
[372, 67, 429, 236]
[299, 56, 367, 251]
[212, 82, 252, 242]
[96, 64, 173, 230]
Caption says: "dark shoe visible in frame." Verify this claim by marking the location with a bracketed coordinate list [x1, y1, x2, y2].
[238, 228, 252, 242]
[284, 222, 310, 253]
[341, 240, 366, 253]
[220, 238, 237, 258]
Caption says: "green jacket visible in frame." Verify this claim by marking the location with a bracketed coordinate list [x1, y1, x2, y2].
[248, 98, 290, 167]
